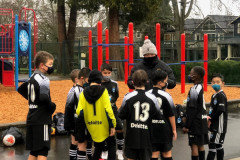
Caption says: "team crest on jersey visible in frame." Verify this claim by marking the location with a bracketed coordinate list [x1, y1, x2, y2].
[210, 133, 214, 139]
[112, 87, 116, 93]
[214, 98, 217, 105]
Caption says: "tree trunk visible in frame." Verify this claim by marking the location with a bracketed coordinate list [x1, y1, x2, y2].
[66, 2, 77, 72]
[108, 7, 124, 79]
[57, 0, 67, 74]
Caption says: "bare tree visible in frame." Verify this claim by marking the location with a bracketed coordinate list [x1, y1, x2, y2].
[171, 0, 194, 61]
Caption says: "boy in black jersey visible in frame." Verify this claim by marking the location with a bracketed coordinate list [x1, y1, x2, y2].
[183, 66, 209, 160]
[100, 63, 124, 160]
[119, 69, 161, 160]
[148, 69, 177, 160]
[18, 51, 56, 160]
[64, 68, 92, 160]
[207, 74, 227, 160]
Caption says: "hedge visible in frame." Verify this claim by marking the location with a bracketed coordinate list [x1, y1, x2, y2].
[170, 60, 240, 85]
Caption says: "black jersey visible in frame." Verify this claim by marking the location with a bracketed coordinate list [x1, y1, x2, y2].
[18, 70, 56, 125]
[64, 85, 84, 131]
[185, 84, 208, 135]
[148, 87, 175, 143]
[119, 90, 161, 149]
[209, 90, 228, 133]
[101, 79, 119, 107]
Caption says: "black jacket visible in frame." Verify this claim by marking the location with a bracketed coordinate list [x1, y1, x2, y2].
[127, 56, 176, 90]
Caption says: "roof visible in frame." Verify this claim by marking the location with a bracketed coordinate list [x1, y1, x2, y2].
[184, 18, 202, 32]
[192, 15, 237, 33]
[217, 37, 240, 44]
[230, 16, 240, 24]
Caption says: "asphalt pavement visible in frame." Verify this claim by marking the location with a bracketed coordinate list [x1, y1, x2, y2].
[1, 112, 240, 160]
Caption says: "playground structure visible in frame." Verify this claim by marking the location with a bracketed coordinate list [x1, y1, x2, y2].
[0, 7, 38, 90]
[0, 7, 207, 93]
[88, 21, 208, 93]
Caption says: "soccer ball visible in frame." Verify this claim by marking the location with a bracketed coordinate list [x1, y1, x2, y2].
[51, 127, 56, 135]
[3, 134, 15, 146]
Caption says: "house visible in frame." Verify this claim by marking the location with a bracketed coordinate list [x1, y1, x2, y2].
[217, 16, 240, 60]
[162, 15, 238, 61]
[191, 15, 237, 60]
[75, 20, 143, 47]
[162, 19, 202, 62]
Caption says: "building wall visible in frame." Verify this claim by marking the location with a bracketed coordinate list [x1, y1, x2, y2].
[233, 18, 240, 37]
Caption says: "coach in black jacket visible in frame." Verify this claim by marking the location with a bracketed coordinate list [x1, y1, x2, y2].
[127, 39, 176, 90]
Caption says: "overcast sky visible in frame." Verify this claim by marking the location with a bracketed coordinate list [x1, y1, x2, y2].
[188, 0, 239, 19]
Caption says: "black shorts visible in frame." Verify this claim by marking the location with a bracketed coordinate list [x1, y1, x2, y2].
[113, 106, 123, 130]
[26, 124, 51, 151]
[124, 147, 152, 160]
[188, 133, 209, 146]
[209, 132, 226, 144]
[152, 142, 173, 153]
[76, 126, 91, 143]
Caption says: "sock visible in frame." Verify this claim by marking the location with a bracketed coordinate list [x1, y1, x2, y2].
[77, 150, 86, 160]
[86, 141, 92, 160]
[216, 146, 224, 160]
[116, 132, 124, 150]
[192, 156, 199, 160]
[207, 151, 216, 160]
[69, 144, 77, 160]
[164, 157, 173, 160]
[151, 158, 158, 160]
[160, 153, 164, 160]
[199, 151, 205, 160]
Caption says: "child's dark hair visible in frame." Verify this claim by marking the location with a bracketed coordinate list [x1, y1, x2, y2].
[211, 73, 224, 82]
[34, 51, 54, 68]
[193, 66, 205, 80]
[70, 69, 80, 83]
[152, 69, 168, 85]
[101, 63, 112, 72]
[78, 67, 91, 79]
[132, 70, 148, 87]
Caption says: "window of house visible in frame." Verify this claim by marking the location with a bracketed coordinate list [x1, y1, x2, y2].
[83, 37, 88, 46]
[203, 20, 216, 31]
[136, 31, 141, 38]
[195, 33, 202, 41]
[208, 34, 216, 42]
[238, 23, 240, 34]
[218, 33, 224, 41]
[164, 34, 172, 41]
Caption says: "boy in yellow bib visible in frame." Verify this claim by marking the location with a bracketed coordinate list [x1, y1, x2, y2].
[76, 69, 116, 160]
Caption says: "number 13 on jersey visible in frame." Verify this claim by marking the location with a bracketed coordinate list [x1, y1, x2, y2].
[134, 101, 150, 122]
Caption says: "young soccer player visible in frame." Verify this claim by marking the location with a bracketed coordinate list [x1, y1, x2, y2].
[148, 69, 177, 160]
[64, 68, 91, 160]
[100, 63, 124, 160]
[75, 69, 116, 160]
[18, 51, 56, 160]
[207, 73, 228, 160]
[183, 66, 209, 160]
[119, 69, 161, 160]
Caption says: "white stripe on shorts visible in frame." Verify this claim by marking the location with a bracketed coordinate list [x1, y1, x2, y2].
[44, 124, 49, 141]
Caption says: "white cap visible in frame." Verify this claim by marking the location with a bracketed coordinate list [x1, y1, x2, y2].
[142, 39, 157, 56]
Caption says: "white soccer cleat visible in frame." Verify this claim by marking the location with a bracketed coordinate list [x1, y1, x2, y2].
[116, 149, 124, 160]
[101, 151, 108, 159]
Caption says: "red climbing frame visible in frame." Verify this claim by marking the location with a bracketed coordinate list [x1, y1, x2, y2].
[0, 8, 14, 54]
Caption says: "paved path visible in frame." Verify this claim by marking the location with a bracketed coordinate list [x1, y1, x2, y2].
[1, 112, 240, 160]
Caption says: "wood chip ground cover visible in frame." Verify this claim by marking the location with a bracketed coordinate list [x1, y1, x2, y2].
[0, 81, 239, 124]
